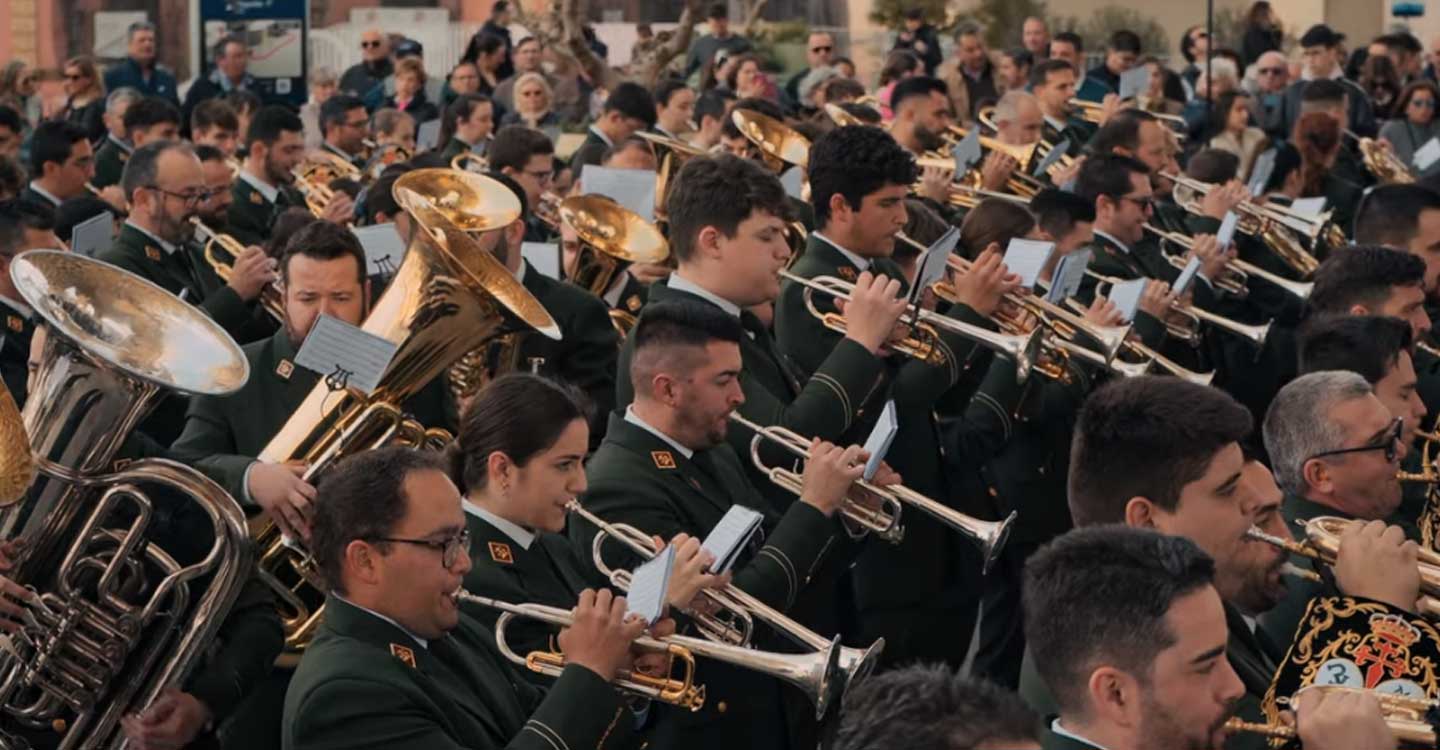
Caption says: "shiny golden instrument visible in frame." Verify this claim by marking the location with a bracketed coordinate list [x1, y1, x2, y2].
[977, 105, 1077, 175]
[0, 387, 34, 506]
[450, 151, 489, 174]
[913, 178, 1034, 210]
[1400, 427, 1440, 549]
[251, 170, 561, 660]
[1084, 265, 1272, 351]
[569, 500, 885, 692]
[0, 251, 252, 748]
[365, 142, 413, 182]
[1347, 128, 1416, 185]
[559, 194, 670, 338]
[292, 150, 361, 219]
[779, 270, 1044, 383]
[225, 155, 242, 179]
[1143, 222, 1314, 302]
[729, 413, 1016, 572]
[1225, 685, 1440, 745]
[454, 589, 845, 717]
[823, 102, 872, 128]
[730, 109, 811, 172]
[1246, 519, 1440, 619]
[1164, 172, 1321, 279]
[532, 190, 563, 230]
[636, 130, 708, 224]
[190, 217, 284, 322]
[1069, 97, 1189, 133]
[925, 125, 1045, 198]
[1052, 297, 1217, 385]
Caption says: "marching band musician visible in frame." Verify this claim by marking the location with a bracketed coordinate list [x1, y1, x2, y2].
[20, 121, 96, 210]
[574, 301, 872, 750]
[0, 200, 56, 408]
[1030, 59, 1100, 157]
[487, 125, 557, 242]
[437, 94, 496, 164]
[317, 94, 371, 173]
[282, 447, 654, 750]
[92, 96, 181, 190]
[1353, 185, 1440, 404]
[229, 106, 352, 247]
[449, 373, 724, 680]
[190, 99, 241, 159]
[1024, 525, 1392, 750]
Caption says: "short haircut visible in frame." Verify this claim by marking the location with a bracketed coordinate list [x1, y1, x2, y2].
[1262, 142, 1302, 194]
[448, 373, 591, 495]
[1355, 184, 1440, 248]
[1024, 525, 1216, 718]
[889, 76, 948, 112]
[629, 301, 745, 395]
[191, 98, 239, 133]
[245, 105, 304, 152]
[122, 96, 181, 132]
[193, 144, 227, 163]
[1069, 376, 1253, 526]
[127, 20, 156, 40]
[120, 140, 195, 203]
[1382, 31, 1423, 55]
[488, 125, 555, 172]
[1263, 371, 1374, 495]
[441, 93, 492, 145]
[1031, 188, 1095, 241]
[1003, 47, 1035, 69]
[822, 77, 868, 103]
[601, 136, 653, 166]
[1089, 109, 1156, 156]
[654, 78, 691, 108]
[105, 87, 143, 116]
[280, 220, 367, 284]
[808, 125, 918, 227]
[959, 199, 1035, 261]
[1053, 31, 1084, 52]
[695, 88, 736, 126]
[666, 154, 789, 264]
[28, 120, 88, 176]
[603, 82, 658, 128]
[835, 101, 882, 124]
[1301, 78, 1348, 107]
[1108, 29, 1143, 54]
[833, 664, 1041, 750]
[0, 106, 21, 135]
[900, 198, 949, 261]
[371, 108, 408, 137]
[708, 2, 728, 18]
[311, 447, 446, 594]
[265, 208, 318, 260]
[320, 94, 366, 133]
[1029, 58, 1075, 89]
[225, 89, 262, 117]
[212, 34, 245, 61]
[993, 89, 1036, 124]
[1308, 245, 1426, 316]
[0, 199, 58, 257]
[1074, 153, 1150, 206]
[366, 163, 410, 223]
[1299, 314, 1413, 385]
[54, 196, 118, 246]
[1186, 148, 1241, 184]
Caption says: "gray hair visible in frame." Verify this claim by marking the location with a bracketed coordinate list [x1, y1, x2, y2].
[106, 87, 142, 115]
[120, 140, 196, 204]
[309, 66, 338, 87]
[1263, 370, 1374, 495]
[127, 21, 156, 41]
[994, 90, 1037, 124]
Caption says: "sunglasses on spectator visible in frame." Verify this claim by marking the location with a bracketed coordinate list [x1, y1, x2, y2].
[361, 40, 382, 49]
[1412, 99, 1436, 108]
[811, 45, 832, 53]
[1258, 67, 1285, 75]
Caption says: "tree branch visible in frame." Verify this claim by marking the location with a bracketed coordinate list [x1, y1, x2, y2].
[741, 0, 770, 39]
[629, 0, 703, 87]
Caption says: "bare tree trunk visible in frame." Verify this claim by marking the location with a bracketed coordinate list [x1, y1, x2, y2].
[741, 0, 770, 39]
[628, 0, 703, 87]
[518, 0, 702, 90]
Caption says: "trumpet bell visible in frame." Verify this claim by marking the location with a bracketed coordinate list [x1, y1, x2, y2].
[0, 386, 33, 507]
[732, 109, 811, 169]
[394, 168, 520, 234]
[559, 195, 671, 265]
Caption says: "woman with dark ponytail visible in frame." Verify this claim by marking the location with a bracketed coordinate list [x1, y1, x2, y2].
[451, 373, 724, 686]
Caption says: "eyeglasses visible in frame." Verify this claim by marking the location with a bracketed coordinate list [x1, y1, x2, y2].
[361, 40, 382, 49]
[1117, 195, 1156, 211]
[144, 185, 218, 208]
[371, 529, 471, 568]
[1308, 418, 1404, 464]
[811, 45, 833, 53]
[1412, 99, 1436, 109]
[1258, 67, 1286, 75]
[344, 119, 370, 128]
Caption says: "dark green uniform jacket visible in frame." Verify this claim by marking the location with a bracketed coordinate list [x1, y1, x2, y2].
[1041, 116, 1095, 159]
[320, 142, 366, 173]
[1039, 728, 1104, 750]
[91, 135, 132, 189]
[227, 174, 307, 248]
[97, 223, 256, 339]
[517, 263, 619, 448]
[282, 596, 634, 750]
[572, 412, 846, 750]
[0, 297, 34, 409]
[439, 136, 485, 165]
[568, 129, 611, 181]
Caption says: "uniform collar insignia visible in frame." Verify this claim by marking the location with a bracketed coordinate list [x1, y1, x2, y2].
[6, 316, 21, 333]
[144, 245, 162, 261]
[276, 359, 295, 380]
[488, 541, 514, 564]
[389, 642, 417, 668]
[652, 450, 677, 469]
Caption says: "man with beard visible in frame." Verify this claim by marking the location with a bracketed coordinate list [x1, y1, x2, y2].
[1261, 370, 1425, 646]
[318, 94, 370, 172]
[98, 140, 273, 340]
[229, 106, 352, 247]
[1019, 376, 1419, 748]
[889, 76, 1017, 220]
[1025, 525, 1394, 750]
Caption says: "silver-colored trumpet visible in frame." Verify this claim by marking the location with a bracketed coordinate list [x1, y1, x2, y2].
[454, 589, 846, 718]
[568, 501, 885, 693]
[779, 270, 1044, 384]
[728, 413, 1016, 574]
[1055, 298, 1217, 386]
[1084, 267, 1272, 351]
[1144, 223, 1314, 302]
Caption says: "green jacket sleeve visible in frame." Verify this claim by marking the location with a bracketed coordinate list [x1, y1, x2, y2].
[184, 571, 284, 721]
[170, 396, 254, 503]
[200, 285, 257, 339]
[742, 338, 886, 442]
[516, 664, 634, 750]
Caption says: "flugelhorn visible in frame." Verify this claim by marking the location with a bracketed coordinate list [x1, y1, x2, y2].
[1144, 221, 1314, 302]
[190, 217, 283, 322]
[729, 413, 1016, 573]
[569, 500, 885, 692]
[779, 270, 1044, 383]
[454, 590, 845, 718]
[1084, 266, 1272, 350]
[1225, 685, 1440, 745]
[1245, 519, 1440, 619]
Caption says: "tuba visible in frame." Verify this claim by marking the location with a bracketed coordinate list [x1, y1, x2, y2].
[250, 170, 561, 660]
[730, 109, 810, 173]
[559, 195, 671, 337]
[635, 130, 709, 226]
[0, 251, 252, 750]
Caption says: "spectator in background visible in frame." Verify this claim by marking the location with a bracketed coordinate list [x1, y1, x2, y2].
[1088, 30, 1141, 97]
[1250, 50, 1291, 95]
[0, 107, 23, 164]
[819, 76, 866, 107]
[493, 37, 542, 111]
[569, 82, 655, 178]
[302, 66, 338, 150]
[438, 94, 495, 162]
[1242, 1, 1284, 68]
[1380, 32, 1425, 85]
[0, 155, 22, 200]
[724, 55, 771, 101]
[59, 57, 106, 144]
[475, 0, 516, 81]
[1361, 54, 1403, 120]
[1022, 17, 1051, 62]
[1205, 90, 1269, 180]
[796, 67, 839, 114]
[494, 37, 585, 124]
[997, 49, 1034, 93]
[690, 88, 735, 151]
[941, 24, 1000, 123]
[466, 33, 509, 99]
[1380, 80, 1440, 181]
[384, 58, 439, 127]
[501, 73, 562, 141]
[685, 3, 754, 79]
[1050, 32, 1110, 102]
[190, 99, 240, 158]
[226, 89, 262, 141]
[653, 79, 696, 140]
[1425, 34, 1440, 82]
[877, 50, 923, 120]
[833, 57, 857, 80]
[1273, 25, 1376, 139]
[448, 61, 482, 106]
[182, 35, 257, 132]
[893, 8, 943, 76]
[1178, 26, 1210, 96]
[103, 22, 178, 104]
[340, 30, 394, 98]
[0, 62, 36, 121]
[785, 32, 836, 111]
[372, 108, 417, 154]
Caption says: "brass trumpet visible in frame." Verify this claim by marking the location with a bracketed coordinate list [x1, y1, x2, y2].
[1163, 172, 1321, 278]
[1225, 685, 1440, 745]
[451, 151, 489, 174]
[569, 501, 885, 693]
[1346, 129, 1416, 185]
[190, 217, 283, 322]
[454, 590, 845, 717]
[729, 413, 1016, 573]
[934, 126, 1045, 198]
[977, 106, 1076, 175]
[1053, 297, 1217, 385]
[779, 270, 1045, 383]
[1144, 222, 1314, 302]
[1069, 97, 1189, 132]
[292, 151, 360, 220]
[1245, 518, 1440, 619]
[1083, 267, 1272, 350]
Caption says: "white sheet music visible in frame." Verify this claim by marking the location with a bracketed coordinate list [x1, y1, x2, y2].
[701, 504, 765, 575]
[863, 400, 898, 481]
[911, 226, 961, 305]
[293, 314, 399, 395]
[522, 242, 561, 280]
[69, 213, 114, 257]
[1216, 211, 1240, 250]
[416, 119, 441, 151]
[625, 544, 676, 624]
[1045, 249, 1092, 305]
[1002, 239, 1056, 288]
[1107, 278, 1147, 323]
[1119, 66, 1151, 100]
[580, 166, 658, 222]
[352, 223, 406, 278]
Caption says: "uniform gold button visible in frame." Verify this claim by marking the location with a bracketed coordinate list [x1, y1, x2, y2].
[717, 701, 728, 713]
[987, 487, 998, 498]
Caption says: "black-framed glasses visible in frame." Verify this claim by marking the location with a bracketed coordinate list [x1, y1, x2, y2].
[361, 40, 382, 49]
[811, 45, 832, 53]
[144, 185, 218, 208]
[1308, 418, 1404, 464]
[1118, 195, 1156, 211]
[1412, 99, 1437, 109]
[370, 529, 471, 568]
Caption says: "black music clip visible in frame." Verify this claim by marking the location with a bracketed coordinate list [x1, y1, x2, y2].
[323, 364, 354, 392]
[374, 255, 397, 279]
